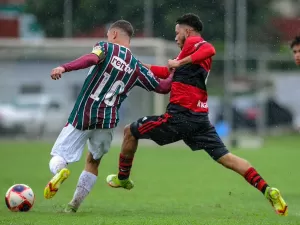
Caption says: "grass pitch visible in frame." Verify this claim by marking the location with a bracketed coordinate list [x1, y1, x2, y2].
[0, 135, 299, 225]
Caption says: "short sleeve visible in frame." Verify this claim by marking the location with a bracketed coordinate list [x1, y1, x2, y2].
[136, 62, 159, 91]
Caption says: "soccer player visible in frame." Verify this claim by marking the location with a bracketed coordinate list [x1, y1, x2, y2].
[291, 36, 300, 66]
[43, 20, 173, 212]
[106, 14, 288, 216]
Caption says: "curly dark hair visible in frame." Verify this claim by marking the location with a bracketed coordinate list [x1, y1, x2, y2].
[176, 13, 203, 32]
[290, 36, 300, 48]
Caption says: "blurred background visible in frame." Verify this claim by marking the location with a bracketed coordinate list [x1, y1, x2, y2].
[0, 0, 299, 147]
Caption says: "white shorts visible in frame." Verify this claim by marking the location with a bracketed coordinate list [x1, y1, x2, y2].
[51, 123, 114, 163]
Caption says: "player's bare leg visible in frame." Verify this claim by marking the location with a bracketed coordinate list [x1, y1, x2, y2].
[44, 155, 70, 199]
[106, 125, 135, 189]
[65, 153, 100, 213]
[217, 153, 288, 216]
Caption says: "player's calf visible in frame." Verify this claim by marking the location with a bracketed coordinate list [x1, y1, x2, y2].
[118, 125, 138, 180]
[217, 153, 288, 215]
[106, 124, 137, 189]
[121, 125, 138, 157]
[218, 153, 269, 194]
[217, 153, 251, 176]
[67, 153, 100, 212]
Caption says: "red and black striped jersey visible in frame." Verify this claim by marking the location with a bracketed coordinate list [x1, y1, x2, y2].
[150, 36, 215, 114]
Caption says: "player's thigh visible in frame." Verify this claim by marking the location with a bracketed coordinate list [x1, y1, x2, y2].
[51, 123, 89, 163]
[130, 113, 181, 146]
[87, 128, 114, 160]
[184, 123, 229, 161]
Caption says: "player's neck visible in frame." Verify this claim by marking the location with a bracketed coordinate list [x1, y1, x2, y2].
[189, 32, 201, 37]
[114, 41, 130, 49]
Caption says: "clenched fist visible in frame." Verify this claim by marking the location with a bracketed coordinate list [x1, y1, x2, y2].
[168, 59, 181, 69]
[51, 66, 66, 80]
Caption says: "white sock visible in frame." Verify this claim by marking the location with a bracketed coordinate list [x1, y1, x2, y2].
[49, 155, 67, 175]
[69, 170, 97, 210]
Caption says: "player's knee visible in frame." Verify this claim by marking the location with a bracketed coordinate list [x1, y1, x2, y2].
[86, 153, 101, 167]
[205, 147, 229, 161]
[122, 124, 138, 157]
[217, 153, 238, 168]
[85, 153, 101, 175]
[124, 124, 135, 140]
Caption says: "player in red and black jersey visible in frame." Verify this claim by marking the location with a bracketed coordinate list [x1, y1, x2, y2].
[107, 14, 288, 216]
[291, 36, 300, 66]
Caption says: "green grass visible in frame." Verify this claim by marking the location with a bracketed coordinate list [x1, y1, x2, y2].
[0, 136, 299, 225]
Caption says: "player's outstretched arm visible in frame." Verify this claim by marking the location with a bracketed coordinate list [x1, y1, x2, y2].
[168, 43, 216, 68]
[149, 65, 171, 79]
[136, 62, 172, 94]
[62, 53, 100, 72]
[141, 62, 170, 79]
[155, 73, 173, 94]
[142, 63, 152, 69]
[50, 53, 100, 80]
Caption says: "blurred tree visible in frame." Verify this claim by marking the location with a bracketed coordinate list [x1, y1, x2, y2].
[25, 0, 65, 37]
[25, 0, 145, 37]
[153, 0, 225, 41]
[26, 0, 278, 44]
[247, 0, 280, 45]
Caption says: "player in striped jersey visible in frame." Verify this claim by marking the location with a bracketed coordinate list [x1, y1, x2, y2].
[43, 20, 173, 212]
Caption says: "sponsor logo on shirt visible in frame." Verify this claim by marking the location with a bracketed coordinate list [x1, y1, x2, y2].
[111, 56, 133, 74]
[197, 100, 208, 108]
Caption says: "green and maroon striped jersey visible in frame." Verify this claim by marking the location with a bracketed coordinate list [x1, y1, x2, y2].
[68, 41, 159, 130]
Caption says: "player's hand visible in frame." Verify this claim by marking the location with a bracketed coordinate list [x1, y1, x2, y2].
[168, 59, 181, 68]
[168, 67, 175, 73]
[51, 66, 65, 80]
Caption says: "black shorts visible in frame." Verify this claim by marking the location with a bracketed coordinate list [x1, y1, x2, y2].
[130, 112, 229, 161]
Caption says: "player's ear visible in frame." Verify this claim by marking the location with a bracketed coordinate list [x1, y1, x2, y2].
[182, 28, 188, 38]
[113, 30, 118, 40]
[185, 28, 191, 38]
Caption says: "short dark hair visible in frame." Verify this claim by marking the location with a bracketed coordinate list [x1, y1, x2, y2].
[176, 13, 203, 32]
[110, 20, 134, 38]
[291, 36, 300, 48]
